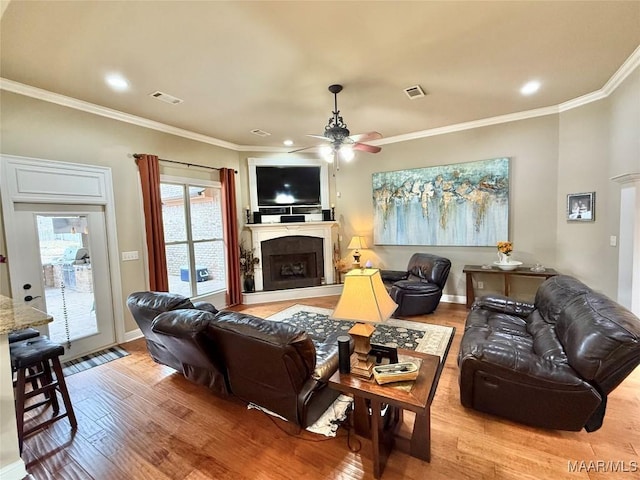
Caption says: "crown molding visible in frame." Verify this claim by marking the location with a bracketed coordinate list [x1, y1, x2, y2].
[376, 105, 560, 145]
[0, 78, 240, 151]
[611, 172, 640, 185]
[2, 44, 638, 152]
[377, 45, 640, 146]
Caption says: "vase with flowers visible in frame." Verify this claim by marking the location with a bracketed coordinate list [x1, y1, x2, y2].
[239, 241, 260, 292]
[496, 241, 513, 264]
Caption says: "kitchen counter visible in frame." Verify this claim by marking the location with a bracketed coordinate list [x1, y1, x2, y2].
[0, 294, 52, 334]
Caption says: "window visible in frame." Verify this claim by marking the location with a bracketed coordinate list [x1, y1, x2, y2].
[160, 177, 226, 298]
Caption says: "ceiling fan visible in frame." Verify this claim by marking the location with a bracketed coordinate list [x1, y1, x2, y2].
[290, 84, 382, 163]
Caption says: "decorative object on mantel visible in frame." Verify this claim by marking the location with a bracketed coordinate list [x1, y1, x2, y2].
[494, 240, 522, 270]
[333, 256, 351, 284]
[373, 157, 509, 246]
[567, 192, 595, 222]
[245, 205, 251, 224]
[239, 241, 259, 292]
[347, 236, 368, 268]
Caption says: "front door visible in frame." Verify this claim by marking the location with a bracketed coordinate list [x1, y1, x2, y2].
[11, 203, 115, 360]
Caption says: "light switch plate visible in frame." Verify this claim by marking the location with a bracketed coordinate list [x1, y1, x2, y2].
[121, 251, 139, 261]
[609, 236, 617, 247]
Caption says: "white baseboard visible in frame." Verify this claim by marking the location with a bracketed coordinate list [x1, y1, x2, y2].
[242, 284, 343, 305]
[123, 328, 143, 343]
[441, 294, 466, 305]
[0, 459, 28, 480]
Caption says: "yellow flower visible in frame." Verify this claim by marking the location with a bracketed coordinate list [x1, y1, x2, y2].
[497, 241, 513, 255]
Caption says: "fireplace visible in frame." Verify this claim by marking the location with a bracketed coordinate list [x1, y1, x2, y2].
[247, 221, 338, 292]
[262, 236, 324, 291]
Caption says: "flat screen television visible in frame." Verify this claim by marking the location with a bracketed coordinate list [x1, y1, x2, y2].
[256, 166, 321, 206]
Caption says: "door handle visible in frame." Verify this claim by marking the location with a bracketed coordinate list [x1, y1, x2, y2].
[24, 295, 42, 302]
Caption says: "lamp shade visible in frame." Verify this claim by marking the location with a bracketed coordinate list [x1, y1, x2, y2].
[332, 268, 397, 323]
[347, 236, 368, 250]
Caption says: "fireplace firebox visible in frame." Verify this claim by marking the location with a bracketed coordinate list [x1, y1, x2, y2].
[261, 236, 324, 291]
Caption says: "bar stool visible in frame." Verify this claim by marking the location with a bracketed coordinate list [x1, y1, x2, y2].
[10, 337, 77, 452]
[9, 328, 42, 394]
[8, 327, 40, 343]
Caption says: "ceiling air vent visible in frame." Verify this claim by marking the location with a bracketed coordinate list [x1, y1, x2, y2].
[250, 129, 271, 137]
[404, 85, 426, 100]
[149, 91, 184, 105]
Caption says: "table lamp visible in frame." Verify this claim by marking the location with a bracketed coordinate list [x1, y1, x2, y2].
[347, 236, 368, 268]
[331, 269, 398, 378]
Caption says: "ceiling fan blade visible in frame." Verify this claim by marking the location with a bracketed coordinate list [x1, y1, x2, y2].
[306, 134, 332, 142]
[349, 131, 383, 143]
[288, 145, 317, 154]
[354, 143, 382, 154]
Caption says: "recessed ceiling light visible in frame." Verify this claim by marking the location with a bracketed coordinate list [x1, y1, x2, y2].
[283, 139, 294, 147]
[105, 73, 129, 92]
[520, 80, 541, 96]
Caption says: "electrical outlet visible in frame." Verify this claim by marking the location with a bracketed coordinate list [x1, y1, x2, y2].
[477, 281, 484, 289]
[610, 236, 617, 247]
[121, 251, 139, 261]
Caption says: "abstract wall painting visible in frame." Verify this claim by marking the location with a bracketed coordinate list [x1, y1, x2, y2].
[372, 158, 510, 246]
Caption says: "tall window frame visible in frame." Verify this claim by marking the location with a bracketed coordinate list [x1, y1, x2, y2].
[160, 174, 226, 299]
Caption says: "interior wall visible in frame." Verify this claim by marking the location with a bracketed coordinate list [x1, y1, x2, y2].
[0, 91, 239, 334]
[556, 66, 639, 300]
[556, 100, 613, 295]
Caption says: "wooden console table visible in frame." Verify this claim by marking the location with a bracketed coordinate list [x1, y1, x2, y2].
[463, 264, 559, 309]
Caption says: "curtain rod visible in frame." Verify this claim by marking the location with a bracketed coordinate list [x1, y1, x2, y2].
[132, 154, 237, 173]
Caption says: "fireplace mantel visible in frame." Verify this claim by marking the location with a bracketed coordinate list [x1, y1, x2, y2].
[247, 221, 339, 291]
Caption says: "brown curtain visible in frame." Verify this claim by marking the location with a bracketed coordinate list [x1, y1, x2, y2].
[220, 168, 242, 306]
[136, 154, 169, 291]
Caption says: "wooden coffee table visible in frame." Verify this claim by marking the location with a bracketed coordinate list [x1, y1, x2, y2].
[328, 349, 441, 479]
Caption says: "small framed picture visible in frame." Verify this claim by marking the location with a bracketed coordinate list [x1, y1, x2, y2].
[567, 192, 595, 222]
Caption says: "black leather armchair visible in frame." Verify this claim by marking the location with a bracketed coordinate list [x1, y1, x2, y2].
[381, 253, 451, 316]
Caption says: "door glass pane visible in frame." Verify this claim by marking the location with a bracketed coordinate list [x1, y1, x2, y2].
[161, 184, 187, 242]
[190, 186, 222, 241]
[37, 215, 98, 343]
[166, 243, 190, 297]
[194, 240, 226, 296]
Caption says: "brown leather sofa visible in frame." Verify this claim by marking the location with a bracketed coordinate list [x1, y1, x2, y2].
[381, 253, 451, 316]
[127, 292, 343, 428]
[458, 275, 640, 431]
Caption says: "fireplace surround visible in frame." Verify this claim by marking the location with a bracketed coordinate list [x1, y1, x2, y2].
[247, 222, 338, 292]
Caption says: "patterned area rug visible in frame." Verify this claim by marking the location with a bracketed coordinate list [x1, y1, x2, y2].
[62, 346, 129, 376]
[267, 305, 454, 361]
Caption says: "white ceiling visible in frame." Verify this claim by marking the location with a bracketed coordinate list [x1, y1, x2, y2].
[1, 1, 639, 151]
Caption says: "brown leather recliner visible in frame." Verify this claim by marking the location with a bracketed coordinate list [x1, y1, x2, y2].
[127, 292, 227, 394]
[127, 292, 343, 428]
[381, 253, 451, 316]
[204, 310, 342, 427]
[458, 275, 640, 431]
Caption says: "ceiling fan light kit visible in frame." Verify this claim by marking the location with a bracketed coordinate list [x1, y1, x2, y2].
[291, 84, 383, 164]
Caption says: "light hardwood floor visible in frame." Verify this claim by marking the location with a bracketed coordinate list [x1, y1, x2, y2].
[22, 298, 640, 479]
